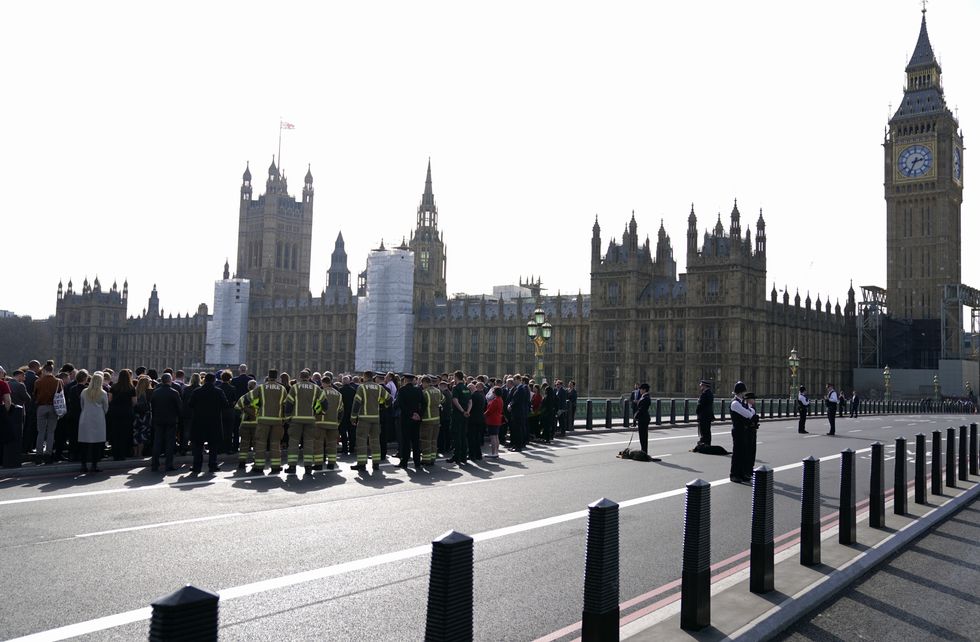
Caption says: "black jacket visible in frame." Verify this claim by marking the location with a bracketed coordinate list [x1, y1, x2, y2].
[635, 394, 651, 423]
[696, 389, 715, 422]
[396, 383, 423, 422]
[188, 382, 229, 440]
[510, 384, 530, 417]
[150, 384, 182, 424]
[340, 383, 357, 424]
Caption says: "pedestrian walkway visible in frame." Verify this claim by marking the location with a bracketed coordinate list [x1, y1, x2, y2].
[622, 477, 979, 641]
[775, 497, 979, 642]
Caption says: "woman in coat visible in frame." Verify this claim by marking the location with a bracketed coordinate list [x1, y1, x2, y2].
[540, 383, 557, 443]
[107, 369, 136, 461]
[78, 371, 109, 473]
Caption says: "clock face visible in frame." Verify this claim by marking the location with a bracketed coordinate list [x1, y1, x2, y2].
[953, 147, 962, 181]
[898, 144, 933, 178]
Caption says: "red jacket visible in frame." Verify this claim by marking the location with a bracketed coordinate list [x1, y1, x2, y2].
[484, 395, 504, 426]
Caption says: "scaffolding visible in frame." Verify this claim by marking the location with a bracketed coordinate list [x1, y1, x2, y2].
[941, 283, 980, 359]
[858, 285, 887, 368]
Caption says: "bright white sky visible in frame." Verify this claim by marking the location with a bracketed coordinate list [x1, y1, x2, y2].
[3, 0, 978, 320]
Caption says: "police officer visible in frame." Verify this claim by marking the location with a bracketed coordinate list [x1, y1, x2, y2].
[350, 370, 392, 472]
[797, 385, 810, 434]
[396, 373, 423, 470]
[825, 383, 839, 436]
[419, 376, 443, 467]
[729, 381, 757, 484]
[247, 370, 287, 475]
[315, 372, 344, 470]
[233, 380, 258, 471]
[285, 370, 324, 474]
[694, 379, 714, 451]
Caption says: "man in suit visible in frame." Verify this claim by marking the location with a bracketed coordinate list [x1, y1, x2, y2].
[232, 364, 252, 400]
[849, 390, 860, 418]
[339, 375, 357, 455]
[555, 380, 569, 437]
[396, 374, 424, 469]
[188, 373, 229, 474]
[695, 379, 714, 450]
[633, 383, 659, 460]
[507, 376, 530, 452]
[150, 373, 182, 472]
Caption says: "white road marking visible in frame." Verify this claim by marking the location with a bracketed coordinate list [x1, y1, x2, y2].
[13, 447, 870, 642]
[0, 478, 228, 507]
[848, 429, 862, 433]
[75, 513, 243, 538]
[448, 474, 524, 488]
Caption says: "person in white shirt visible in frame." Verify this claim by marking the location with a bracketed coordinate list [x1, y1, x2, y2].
[825, 383, 839, 435]
[797, 385, 810, 434]
[729, 381, 757, 484]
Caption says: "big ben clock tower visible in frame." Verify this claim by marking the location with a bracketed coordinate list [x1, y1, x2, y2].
[885, 7, 964, 323]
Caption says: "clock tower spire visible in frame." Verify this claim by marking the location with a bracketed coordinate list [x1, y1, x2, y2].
[884, 6, 962, 333]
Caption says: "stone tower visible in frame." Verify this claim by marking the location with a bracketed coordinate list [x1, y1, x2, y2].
[235, 157, 314, 299]
[324, 231, 353, 303]
[409, 159, 447, 311]
[885, 8, 963, 321]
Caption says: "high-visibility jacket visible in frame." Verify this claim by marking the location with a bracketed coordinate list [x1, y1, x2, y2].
[247, 382, 286, 421]
[286, 381, 324, 421]
[234, 393, 257, 423]
[351, 382, 391, 420]
[316, 385, 344, 425]
[421, 386, 443, 423]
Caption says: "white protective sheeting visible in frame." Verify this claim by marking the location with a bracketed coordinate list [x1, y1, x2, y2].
[355, 248, 414, 373]
[205, 278, 250, 366]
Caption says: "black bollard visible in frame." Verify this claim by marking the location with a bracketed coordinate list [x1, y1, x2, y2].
[971, 423, 978, 476]
[778, 398, 783, 418]
[894, 437, 908, 516]
[586, 400, 594, 430]
[605, 400, 612, 430]
[425, 530, 473, 642]
[959, 425, 968, 482]
[839, 449, 857, 545]
[750, 466, 774, 593]
[719, 399, 726, 421]
[800, 456, 821, 566]
[622, 399, 630, 428]
[149, 585, 219, 642]
[669, 399, 677, 425]
[683, 399, 690, 423]
[581, 498, 620, 642]
[931, 430, 943, 495]
[870, 442, 885, 528]
[680, 479, 711, 631]
[914, 433, 926, 505]
[655, 399, 662, 426]
[946, 427, 956, 488]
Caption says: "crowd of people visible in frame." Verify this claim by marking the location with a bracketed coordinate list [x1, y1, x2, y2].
[0, 359, 580, 476]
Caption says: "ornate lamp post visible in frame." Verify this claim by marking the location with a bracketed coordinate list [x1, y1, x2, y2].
[788, 348, 800, 399]
[883, 365, 892, 403]
[526, 307, 553, 383]
[932, 373, 941, 403]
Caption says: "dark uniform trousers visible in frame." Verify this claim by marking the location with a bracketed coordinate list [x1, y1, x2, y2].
[399, 415, 421, 466]
[798, 406, 808, 433]
[827, 403, 837, 435]
[697, 419, 712, 446]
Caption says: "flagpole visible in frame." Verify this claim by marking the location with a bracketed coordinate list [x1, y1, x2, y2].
[277, 118, 282, 170]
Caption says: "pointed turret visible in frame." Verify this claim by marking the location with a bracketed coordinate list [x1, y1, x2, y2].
[687, 203, 698, 256]
[422, 158, 435, 209]
[729, 199, 741, 239]
[57, 280, 63, 299]
[906, 8, 938, 72]
[242, 161, 252, 182]
[326, 231, 351, 294]
[302, 163, 313, 204]
[147, 283, 160, 317]
[122, 279, 128, 300]
[591, 215, 602, 267]
[223, 259, 230, 280]
[714, 213, 724, 237]
[755, 208, 767, 255]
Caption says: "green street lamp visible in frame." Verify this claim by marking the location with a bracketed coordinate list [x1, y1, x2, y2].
[883, 365, 891, 403]
[526, 307, 552, 383]
[788, 348, 800, 399]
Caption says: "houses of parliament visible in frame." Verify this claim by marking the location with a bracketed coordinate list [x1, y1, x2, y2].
[41, 10, 969, 397]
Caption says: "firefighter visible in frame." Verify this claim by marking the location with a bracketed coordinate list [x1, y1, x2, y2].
[350, 370, 391, 472]
[419, 375, 443, 466]
[233, 380, 258, 471]
[315, 372, 344, 470]
[247, 369, 287, 475]
[285, 369, 324, 475]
